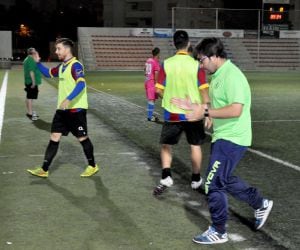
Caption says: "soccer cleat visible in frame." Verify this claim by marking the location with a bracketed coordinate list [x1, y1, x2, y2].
[153, 176, 174, 196]
[147, 115, 159, 122]
[26, 113, 32, 120]
[153, 184, 168, 196]
[254, 199, 273, 230]
[191, 176, 203, 190]
[80, 164, 99, 177]
[193, 226, 228, 245]
[27, 167, 48, 178]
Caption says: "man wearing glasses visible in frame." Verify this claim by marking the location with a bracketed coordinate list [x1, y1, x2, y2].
[172, 37, 273, 244]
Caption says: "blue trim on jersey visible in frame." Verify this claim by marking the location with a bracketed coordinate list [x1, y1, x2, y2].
[70, 62, 84, 78]
[37, 62, 51, 78]
[163, 110, 188, 122]
[67, 81, 85, 101]
[179, 113, 186, 120]
[164, 110, 170, 121]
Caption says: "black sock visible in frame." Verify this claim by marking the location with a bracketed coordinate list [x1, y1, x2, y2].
[162, 168, 171, 179]
[192, 173, 201, 182]
[42, 140, 59, 171]
[80, 138, 95, 167]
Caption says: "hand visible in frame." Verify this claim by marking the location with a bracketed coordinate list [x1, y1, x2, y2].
[59, 99, 70, 110]
[31, 83, 36, 89]
[171, 96, 193, 110]
[204, 117, 213, 129]
[171, 96, 204, 121]
[185, 104, 205, 121]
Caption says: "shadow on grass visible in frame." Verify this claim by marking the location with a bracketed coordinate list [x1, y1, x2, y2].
[30, 176, 158, 249]
[32, 119, 52, 132]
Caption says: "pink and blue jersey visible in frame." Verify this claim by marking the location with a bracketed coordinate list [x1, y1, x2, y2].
[145, 58, 160, 87]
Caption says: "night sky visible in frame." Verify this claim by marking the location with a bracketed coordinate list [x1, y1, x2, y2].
[224, 0, 261, 9]
[0, 0, 103, 58]
[0, 0, 262, 58]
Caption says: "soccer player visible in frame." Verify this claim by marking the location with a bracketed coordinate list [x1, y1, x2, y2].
[144, 47, 160, 122]
[23, 48, 41, 121]
[187, 45, 194, 57]
[27, 38, 99, 178]
[153, 30, 210, 195]
[172, 37, 273, 244]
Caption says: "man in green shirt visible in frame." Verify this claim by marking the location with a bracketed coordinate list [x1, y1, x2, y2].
[23, 48, 41, 121]
[172, 38, 273, 245]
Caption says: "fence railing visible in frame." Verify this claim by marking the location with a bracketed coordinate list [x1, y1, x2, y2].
[172, 7, 300, 38]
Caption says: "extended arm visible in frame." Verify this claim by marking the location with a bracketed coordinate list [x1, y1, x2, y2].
[171, 97, 243, 121]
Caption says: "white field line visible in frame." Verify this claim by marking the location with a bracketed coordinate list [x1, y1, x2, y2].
[253, 120, 300, 123]
[0, 71, 8, 143]
[0, 152, 137, 158]
[88, 86, 160, 116]
[90, 86, 300, 172]
[247, 148, 300, 172]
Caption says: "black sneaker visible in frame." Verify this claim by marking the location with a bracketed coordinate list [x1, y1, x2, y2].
[153, 184, 168, 196]
[147, 115, 159, 122]
[26, 113, 32, 119]
[153, 176, 173, 196]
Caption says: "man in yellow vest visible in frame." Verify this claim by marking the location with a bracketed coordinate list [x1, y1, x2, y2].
[27, 38, 99, 177]
[153, 30, 211, 195]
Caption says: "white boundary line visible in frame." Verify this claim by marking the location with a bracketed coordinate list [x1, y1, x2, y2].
[253, 120, 300, 123]
[88, 86, 160, 115]
[0, 71, 8, 143]
[88, 86, 300, 172]
[247, 148, 300, 172]
[88, 86, 300, 123]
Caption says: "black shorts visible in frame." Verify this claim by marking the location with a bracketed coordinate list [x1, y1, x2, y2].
[160, 120, 206, 145]
[51, 109, 88, 137]
[24, 85, 39, 99]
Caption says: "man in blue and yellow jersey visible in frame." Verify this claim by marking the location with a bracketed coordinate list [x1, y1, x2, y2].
[172, 38, 273, 244]
[153, 30, 211, 195]
[27, 38, 99, 178]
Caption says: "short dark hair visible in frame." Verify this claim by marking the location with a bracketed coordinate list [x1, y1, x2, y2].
[195, 37, 227, 59]
[173, 30, 189, 50]
[27, 47, 36, 55]
[55, 38, 74, 48]
[152, 47, 160, 56]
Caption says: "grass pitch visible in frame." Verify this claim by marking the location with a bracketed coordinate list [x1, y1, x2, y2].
[0, 68, 299, 249]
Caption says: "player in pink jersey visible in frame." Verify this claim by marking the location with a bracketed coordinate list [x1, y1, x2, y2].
[144, 47, 161, 122]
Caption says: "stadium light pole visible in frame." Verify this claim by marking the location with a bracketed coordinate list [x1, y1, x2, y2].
[261, 0, 264, 33]
[216, 8, 218, 29]
[171, 7, 175, 34]
[258, 10, 261, 67]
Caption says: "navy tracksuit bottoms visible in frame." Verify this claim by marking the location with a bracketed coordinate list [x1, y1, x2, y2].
[204, 139, 264, 231]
